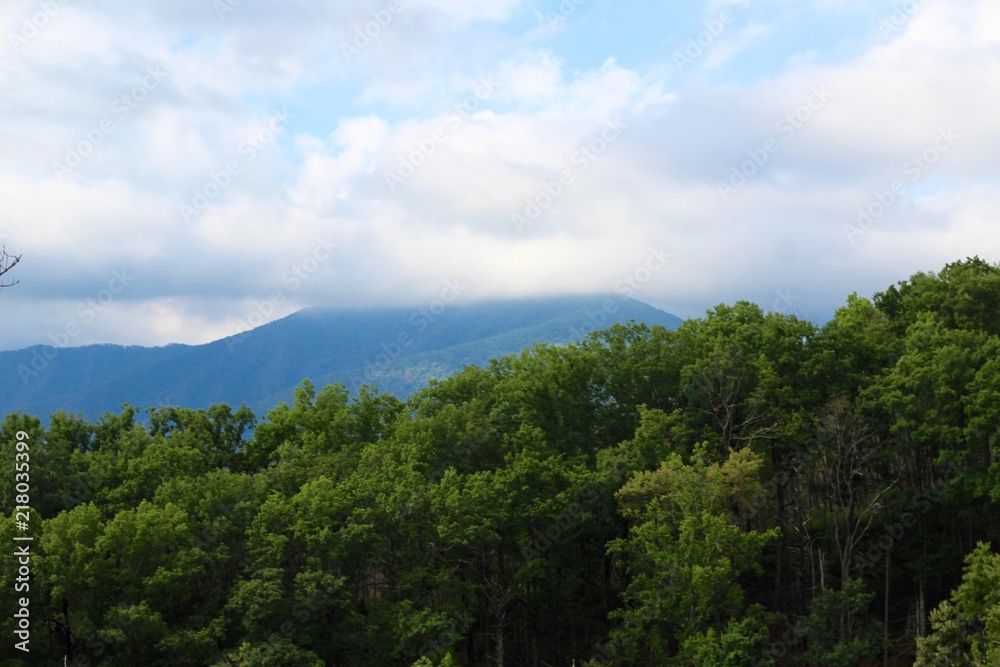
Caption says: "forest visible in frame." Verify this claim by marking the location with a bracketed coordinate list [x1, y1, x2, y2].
[4, 257, 1000, 666]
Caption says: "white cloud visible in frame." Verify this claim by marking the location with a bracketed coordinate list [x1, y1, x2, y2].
[702, 22, 771, 71]
[0, 0, 998, 351]
[411, 0, 525, 23]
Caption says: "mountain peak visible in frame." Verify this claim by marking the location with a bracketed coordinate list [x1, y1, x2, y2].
[0, 295, 682, 421]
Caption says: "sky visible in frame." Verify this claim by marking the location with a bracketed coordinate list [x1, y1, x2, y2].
[0, 0, 997, 351]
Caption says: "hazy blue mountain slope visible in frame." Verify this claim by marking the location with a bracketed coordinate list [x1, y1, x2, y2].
[0, 295, 682, 420]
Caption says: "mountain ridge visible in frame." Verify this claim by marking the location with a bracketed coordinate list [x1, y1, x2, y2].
[1, 294, 683, 420]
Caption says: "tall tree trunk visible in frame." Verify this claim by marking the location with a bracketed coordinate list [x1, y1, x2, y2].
[884, 547, 890, 667]
[774, 445, 787, 612]
[917, 574, 926, 638]
[917, 508, 927, 639]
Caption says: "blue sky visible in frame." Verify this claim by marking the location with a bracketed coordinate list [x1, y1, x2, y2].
[0, 0, 997, 350]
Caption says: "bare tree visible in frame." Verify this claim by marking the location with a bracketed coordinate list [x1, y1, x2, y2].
[812, 397, 895, 589]
[0, 244, 21, 290]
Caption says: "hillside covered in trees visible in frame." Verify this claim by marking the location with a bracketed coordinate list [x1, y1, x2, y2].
[0, 295, 681, 421]
[5, 257, 1000, 666]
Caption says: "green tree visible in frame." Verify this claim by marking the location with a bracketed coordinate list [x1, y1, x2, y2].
[797, 578, 886, 667]
[807, 293, 899, 397]
[677, 604, 775, 667]
[148, 403, 255, 471]
[215, 639, 324, 667]
[36, 503, 105, 661]
[607, 448, 777, 664]
[875, 256, 1000, 336]
[0, 413, 44, 516]
[916, 542, 1000, 666]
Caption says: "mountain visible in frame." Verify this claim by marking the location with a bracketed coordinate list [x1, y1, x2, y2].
[0, 295, 683, 421]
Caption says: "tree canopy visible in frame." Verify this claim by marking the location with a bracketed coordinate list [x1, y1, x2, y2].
[4, 256, 1000, 665]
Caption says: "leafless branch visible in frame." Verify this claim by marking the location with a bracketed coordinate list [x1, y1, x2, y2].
[0, 244, 21, 290]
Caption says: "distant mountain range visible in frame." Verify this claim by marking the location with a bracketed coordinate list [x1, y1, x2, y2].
[0, 295, 683, 421]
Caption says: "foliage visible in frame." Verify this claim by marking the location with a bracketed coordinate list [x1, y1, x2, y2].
[915, 542, 1000, 666]
[796, 579, 886, 667]
[3, 257, 1000, 665]
[607, 448, 778, 664]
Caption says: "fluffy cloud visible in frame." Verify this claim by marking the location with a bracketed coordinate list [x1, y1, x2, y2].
[0, 0, 997, 350]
